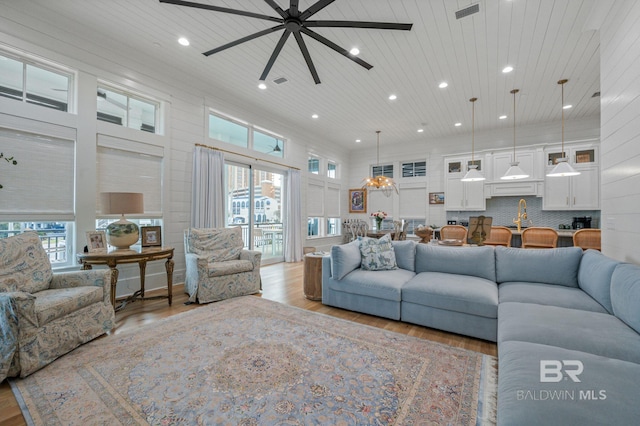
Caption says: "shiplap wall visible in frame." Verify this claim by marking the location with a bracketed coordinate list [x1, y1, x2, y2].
[600, 0, 640, 263]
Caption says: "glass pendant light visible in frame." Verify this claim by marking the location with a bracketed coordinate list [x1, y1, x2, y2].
[501, 88, 529, 180]
[461, 97, 485, 181]
[547, 79, 580, 177]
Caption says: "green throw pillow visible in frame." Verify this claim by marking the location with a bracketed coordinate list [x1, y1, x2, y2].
[359, 233, 398, 271]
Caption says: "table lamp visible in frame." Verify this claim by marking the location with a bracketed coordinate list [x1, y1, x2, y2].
[101, 192, 144, 249]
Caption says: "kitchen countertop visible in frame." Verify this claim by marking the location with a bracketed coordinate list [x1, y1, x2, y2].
[505, 228, 581, 238]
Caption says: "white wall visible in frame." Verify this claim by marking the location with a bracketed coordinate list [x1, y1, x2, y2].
[599, 0, 640, 263]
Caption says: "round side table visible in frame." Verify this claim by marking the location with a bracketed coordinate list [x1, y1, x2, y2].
[303, 253, 325, 301]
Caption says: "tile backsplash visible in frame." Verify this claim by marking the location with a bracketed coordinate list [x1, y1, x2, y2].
[446, 196, 600, 229]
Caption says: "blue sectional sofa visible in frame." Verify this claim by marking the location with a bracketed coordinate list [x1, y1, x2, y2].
[321, 241, 640, 425]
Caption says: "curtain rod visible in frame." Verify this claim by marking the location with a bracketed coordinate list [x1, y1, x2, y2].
[195, 143, 300, 171]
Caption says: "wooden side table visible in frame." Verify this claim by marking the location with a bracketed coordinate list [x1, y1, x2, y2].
[77, 246, 174, 311]
[303, 253, 326, 301]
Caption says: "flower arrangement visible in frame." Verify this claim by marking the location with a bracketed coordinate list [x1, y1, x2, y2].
[370, 210, 387, 220]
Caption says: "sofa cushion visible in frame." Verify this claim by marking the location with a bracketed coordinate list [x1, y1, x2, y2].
[578, 249, 618, 314]
[415, 244, 496, 281]
[391, 240, 416, 272]
[207, 259, 254, 277]
[359, 234, 398, 271]
[495, 246, 582, 287]
[498, 302, 640, 364]
[330, 240, 361, 280]
[0, 232, 53, 294]
[34, 286, 104, 326]
[327, 268, 415, 301]
[187, 227, 243, 262]
[499, 282, 608, 313]
[611, 263, 640, 334]
[498, 340, 640, 426]
[403, 272, 498, 318]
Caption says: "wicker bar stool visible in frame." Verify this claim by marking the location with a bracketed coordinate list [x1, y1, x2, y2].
[483, 226, 513, 247]
[440, 225, 468, 242]
[573, 229, 601, 251]
[521, 227, 558, 249]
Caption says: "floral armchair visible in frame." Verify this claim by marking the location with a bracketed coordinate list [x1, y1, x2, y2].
[184, 227, 262, 304]
[0, 232, 114, 380]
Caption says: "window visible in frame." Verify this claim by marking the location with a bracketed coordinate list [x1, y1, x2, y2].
[0, 52, 72, 111]
[327, 218, 340, 236]
[373, 164, 393, 178]
[0, 222, 72, 265]
[253, 129, 284, 158]
[208, 112, 285, 158]
[327, 161, 337, 178]
[308, 157, 320, 174]
[402, 161, 426, 177]
[97, 86, 158, 133]
[307, 217, 320, 237]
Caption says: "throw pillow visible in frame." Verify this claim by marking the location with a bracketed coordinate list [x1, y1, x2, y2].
[359, 233, 398, 271]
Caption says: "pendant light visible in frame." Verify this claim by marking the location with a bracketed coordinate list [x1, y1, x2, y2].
[547, 79, 580, 177]
[362, 130, 398, 197]
[501, 89, 529, 180]
[461, 97, 485, 181]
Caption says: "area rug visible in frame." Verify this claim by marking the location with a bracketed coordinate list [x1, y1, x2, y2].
[11, 296, 497, 425]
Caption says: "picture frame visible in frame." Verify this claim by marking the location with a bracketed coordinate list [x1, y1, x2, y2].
[348, 188, 367, 213]
[86, 231, 107, 252]
[429, 192, 445, 204]
[141, 226, 162, 247]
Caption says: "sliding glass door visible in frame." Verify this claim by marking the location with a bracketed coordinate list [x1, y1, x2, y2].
[226, 163, 283, 264]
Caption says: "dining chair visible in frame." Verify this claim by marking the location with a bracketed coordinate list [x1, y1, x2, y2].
[483, 226, 512, 247]
[440, 225, 468, 242]
[573, 229, 601, 251]
[521, 227, 558, 249]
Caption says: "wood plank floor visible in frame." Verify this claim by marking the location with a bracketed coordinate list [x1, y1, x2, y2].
[0, 261, 497, 425]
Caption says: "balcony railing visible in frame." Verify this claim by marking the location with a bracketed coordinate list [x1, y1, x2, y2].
[0, 229, 68, 264]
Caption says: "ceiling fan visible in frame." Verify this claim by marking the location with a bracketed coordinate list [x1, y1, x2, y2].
[159, 0, 413, 84]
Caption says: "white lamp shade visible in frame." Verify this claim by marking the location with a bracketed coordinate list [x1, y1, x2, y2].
[546, 159, 581, 177]
[100, 192, 144, 215]
[501, 162, 530, 180]
[461, 165, 486, 182]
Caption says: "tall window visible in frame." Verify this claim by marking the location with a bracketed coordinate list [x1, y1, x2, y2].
[0, 52, 72, 112]
[97, 86, 158, 133]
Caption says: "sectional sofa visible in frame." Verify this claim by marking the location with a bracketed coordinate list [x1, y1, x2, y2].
[321, 240, 640, 425]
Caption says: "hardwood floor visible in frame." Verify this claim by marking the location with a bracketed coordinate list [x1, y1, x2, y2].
[0, 261, 497, 425]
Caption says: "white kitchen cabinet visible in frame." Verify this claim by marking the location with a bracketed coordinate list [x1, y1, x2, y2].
[491, 150, 536, 181]
[444, 156, 486, 211]
[543, 165, 599, 210]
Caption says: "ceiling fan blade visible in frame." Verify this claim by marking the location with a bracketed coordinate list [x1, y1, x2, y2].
[159, 0, 282, 23]
[300, 0, 336, 20]
[305, 20, 413, 31]
[260, 30, 292, 81]
[293, 32, 321, 84]
[263, 0, 287, 18]
[203, 25, 285, 56]
[300, 27, 373, 70]
[289, 0, 299, 17]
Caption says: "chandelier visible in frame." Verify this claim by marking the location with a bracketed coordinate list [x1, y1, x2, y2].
[362, 131, 398, 197]
[461, 97, 485, 181]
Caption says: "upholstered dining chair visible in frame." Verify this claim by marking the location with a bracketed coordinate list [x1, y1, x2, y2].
[440, 225, 468, 242]
[184, 227, 262, 304]
[521, 227, 559, 249]
[573, 229, 601, 251]
[0, 232, 114, 380]
[483, 226, 513, 247]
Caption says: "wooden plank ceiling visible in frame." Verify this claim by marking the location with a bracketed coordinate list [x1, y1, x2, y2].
[2, 0, 600, 151]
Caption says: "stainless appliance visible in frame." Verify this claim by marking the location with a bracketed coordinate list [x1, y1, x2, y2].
[572, 216, 592, 229]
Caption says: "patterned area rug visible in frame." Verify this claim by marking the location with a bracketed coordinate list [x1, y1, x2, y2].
[11, 296, 497, 425]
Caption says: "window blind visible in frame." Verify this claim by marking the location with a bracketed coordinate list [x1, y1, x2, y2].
[307, 180, 324, 216]
[399, 186, 427, 217]
[326, 185, 340, 217]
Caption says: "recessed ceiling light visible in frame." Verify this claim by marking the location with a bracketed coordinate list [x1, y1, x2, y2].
[388, 94, 397, 100]
[563, 104, 572, 109]
[499, 115, 507, 120]
[178, 37, 190, 46]
[312, 114, 319, 119]
[258, 82, 267, 90]
[349, 47, 360, 55]
[454, 122, 462, 127]
[439, 82, 448, 88]
[417, 128, 424, 133]
[502, 66, 513, 73]
[355, 139, 361, 143]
